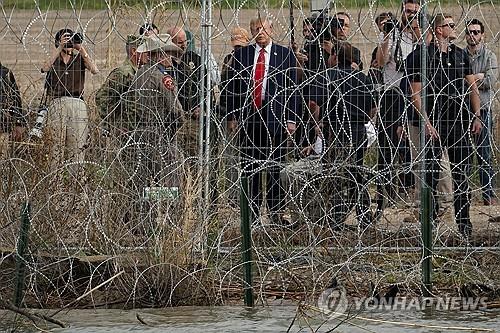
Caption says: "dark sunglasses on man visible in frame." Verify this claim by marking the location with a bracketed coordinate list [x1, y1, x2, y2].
[466, 29, 481, 35]
[438, 23, 456, 29]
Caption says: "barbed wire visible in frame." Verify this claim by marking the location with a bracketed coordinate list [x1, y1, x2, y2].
[0, 1, 499, 327]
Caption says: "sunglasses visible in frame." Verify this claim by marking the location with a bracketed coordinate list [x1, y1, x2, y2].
[466, 29, 481, 35]
[439, 23, 456, 29]
[404, 9, 418, 15]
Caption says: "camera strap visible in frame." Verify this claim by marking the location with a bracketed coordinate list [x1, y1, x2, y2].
[39, 86, 48, 109]
[393, 30, 404, 70]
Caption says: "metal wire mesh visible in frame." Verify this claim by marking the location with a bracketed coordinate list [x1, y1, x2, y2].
[0, 0, 499, 316]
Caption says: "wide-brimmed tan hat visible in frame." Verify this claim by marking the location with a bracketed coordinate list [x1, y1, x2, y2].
[230, 27, 250, 47]
[137, 34, 182, 53]
[126, 35, 143, 48]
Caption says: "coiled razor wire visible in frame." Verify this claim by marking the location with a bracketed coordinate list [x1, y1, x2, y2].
[0, 0, 499, 318]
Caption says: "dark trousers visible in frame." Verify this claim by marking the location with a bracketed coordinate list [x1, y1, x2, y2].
[425, 123, 473, 236]
[376, 89, 408, 211]
[328, 126, 372, 226]
[475, 108, 495, 201]
[240, 117, 286, 218]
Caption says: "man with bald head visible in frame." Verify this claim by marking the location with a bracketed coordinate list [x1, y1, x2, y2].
[168, 27, 197, 115]
[222, 16, 299, 225]
[167, 26, 207, 156]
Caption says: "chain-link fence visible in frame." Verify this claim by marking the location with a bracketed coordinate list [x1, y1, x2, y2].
[0, 0, 499, 319]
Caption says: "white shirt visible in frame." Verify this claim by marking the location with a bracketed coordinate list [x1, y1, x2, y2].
[380, 30, 414, 88]
[253, 42, 272, 102]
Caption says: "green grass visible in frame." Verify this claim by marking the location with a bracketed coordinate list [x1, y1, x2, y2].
[3, 0, 496, 10]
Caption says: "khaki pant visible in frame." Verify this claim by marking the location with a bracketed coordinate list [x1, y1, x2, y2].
[177, 118, 200, 158]
[0, 132, 9, 159]
[408, 124, 453, 205]
[46, 97, 89, 169]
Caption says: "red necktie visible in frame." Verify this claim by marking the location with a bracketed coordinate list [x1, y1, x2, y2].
[253, 48, 265, 109]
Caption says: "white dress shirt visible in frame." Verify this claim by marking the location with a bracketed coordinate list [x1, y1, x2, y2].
[252, 42, 272, 102]
[379, 30, 414, 88]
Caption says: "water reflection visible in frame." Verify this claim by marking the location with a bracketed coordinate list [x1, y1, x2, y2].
[1, 306, 499, 333]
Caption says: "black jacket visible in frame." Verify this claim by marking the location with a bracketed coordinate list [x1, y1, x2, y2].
[324, 66, 377, 127]
[0, 63, 23, 133]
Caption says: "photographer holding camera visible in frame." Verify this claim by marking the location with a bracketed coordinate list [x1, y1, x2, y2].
[373, 0, 419, 219]
[302, 12, 362, 70]
[301, 14, 336, 72]
[41, 28, 98, 168]
[331, 12, 363, 69]
[42, 29, 98, 97]
[298, 13, 361, 152]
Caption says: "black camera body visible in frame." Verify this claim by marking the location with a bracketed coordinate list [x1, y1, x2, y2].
[330, 17, 345, 31]
[55, 29, 84, 48]
[383, 17, 400, 34]
[65, 32, 84, 48]
[309, 15, 332, 42]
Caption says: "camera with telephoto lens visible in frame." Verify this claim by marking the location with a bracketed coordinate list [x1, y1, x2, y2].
[330, 16, 345, 31]
[65, 32, 83, 48]
[310, 15, 333, 42]
[383, 17, 399, 34]
[29, 107, 48, 139]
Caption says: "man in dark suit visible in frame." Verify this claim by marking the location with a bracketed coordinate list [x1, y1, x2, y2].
[224, 17, 299, 224]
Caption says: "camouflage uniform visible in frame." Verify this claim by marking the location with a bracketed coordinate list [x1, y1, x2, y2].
[95, 58, 137, 133]
[95, 36, 142, 134]
[130, 61, 183, 131]
[94, 36, 143, 198]
[128, 61, 184, 189]
[114, 59, 185, 232]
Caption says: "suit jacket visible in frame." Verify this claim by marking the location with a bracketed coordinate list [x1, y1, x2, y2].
[224, 42, 299, 136]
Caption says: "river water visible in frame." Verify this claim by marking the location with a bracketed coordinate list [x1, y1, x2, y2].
[2, 305, 499, 332]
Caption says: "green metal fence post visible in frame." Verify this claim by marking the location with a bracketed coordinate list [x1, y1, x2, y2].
[14, 202, 31, 307]
[419, 6, 432, 297]
[240, 175, 254, 307]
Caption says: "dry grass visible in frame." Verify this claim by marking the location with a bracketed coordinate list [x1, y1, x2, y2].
[0, 4, 499, 309]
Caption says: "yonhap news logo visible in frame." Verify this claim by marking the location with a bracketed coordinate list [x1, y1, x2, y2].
[318, 288, 488, 316]
[317, 287, 349, 318]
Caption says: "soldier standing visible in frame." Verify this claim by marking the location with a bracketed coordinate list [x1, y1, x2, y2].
[167, 26, 208, 157]
[95, 35, 147, 216]
[95, 35, 146, 136]
[128, 35, 184, 196]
